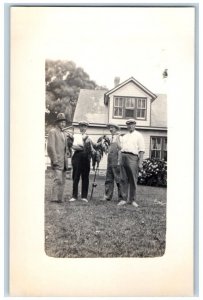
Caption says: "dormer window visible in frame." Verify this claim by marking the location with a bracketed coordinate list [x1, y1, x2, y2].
[113, 96, 147, 120]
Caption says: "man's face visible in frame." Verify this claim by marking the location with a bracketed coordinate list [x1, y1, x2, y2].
[79, 125, 88, 134]
[57, 120, 66, 130]
[109, 126, 117, 135]
[127, 123, 136, 132]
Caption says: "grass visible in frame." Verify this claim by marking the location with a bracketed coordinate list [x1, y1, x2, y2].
[45, 169, 167, 258]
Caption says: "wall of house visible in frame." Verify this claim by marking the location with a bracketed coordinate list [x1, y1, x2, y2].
[108, 82, 152, 126]
[45, 127, 167, 171]
[141, 129, 167, 159]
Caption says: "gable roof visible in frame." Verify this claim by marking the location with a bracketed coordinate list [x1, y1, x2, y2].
[73, 89, 108, 125]
[73, 88, 167, 128]
[104, 77, 157, 104]
[151, 94, 167, 127]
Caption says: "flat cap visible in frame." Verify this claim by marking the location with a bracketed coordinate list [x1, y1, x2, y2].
[126, 118, 136, 125]
[78, 121, 89, 126]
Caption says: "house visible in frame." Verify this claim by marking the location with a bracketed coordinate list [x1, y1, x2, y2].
[72, 77, 167, 170]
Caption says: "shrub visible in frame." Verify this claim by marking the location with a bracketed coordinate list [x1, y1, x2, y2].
[138, 158, 167, 187]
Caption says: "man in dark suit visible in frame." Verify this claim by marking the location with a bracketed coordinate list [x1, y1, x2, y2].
[70, 121, 95, 203]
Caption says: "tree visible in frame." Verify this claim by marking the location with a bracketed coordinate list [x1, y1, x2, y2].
[45, 60, 102, 128]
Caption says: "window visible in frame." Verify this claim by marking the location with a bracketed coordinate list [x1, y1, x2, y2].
[113, 96, 147, 120]
[136, 98, 146, 119]
[113, 97, 124, 118]
[125, 98, 135, 118]
[151, 137, 167, 161]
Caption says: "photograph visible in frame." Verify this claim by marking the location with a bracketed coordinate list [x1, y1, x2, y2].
[9, 5, 195, 296]
[45, 62, 167, 258]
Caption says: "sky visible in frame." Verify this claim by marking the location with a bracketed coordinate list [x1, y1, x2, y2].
[12, 6, 194, 92]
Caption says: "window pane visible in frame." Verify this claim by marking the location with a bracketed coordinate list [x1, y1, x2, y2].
[125, 98, 135, 108]
[125, 109, 134, 118]
[141, 109, 145, 118]
[142, 99, 146, 108]
[163, 138, 167, 150]
[163, 151, 167, 161]
[119, 98, 123, 106]
[138, 99, 141, 107]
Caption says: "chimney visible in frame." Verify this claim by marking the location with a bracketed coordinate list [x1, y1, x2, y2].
[114, 77, 120, 87]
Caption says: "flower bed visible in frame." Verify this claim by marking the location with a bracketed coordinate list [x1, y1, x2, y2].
[138, 158, 167, 187]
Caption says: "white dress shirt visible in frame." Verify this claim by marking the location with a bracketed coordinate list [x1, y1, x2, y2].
[73, 133, 84, 147]
[121, 130, 145, 155]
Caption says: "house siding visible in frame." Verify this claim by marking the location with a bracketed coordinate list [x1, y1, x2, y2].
[108, 81, 152, 127]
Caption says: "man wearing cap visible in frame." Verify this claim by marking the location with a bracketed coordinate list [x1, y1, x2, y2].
[118, 118, 145, 207]
[70, 121, 94, 203]
[47, 113, 69, 203]
[101, 123, 123, 202]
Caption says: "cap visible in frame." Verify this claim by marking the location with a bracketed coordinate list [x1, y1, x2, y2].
[107, 123, 120, 130]
[79, 121, 89, 126]
[126, 118, 136, 125]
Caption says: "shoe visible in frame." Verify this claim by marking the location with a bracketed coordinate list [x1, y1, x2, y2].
[117, 200, 127, 206]
[132, 201, 139, 207]
[100, 197, 110, 201]
[69, 198, 76, 202]
[81, 198, 88, 203]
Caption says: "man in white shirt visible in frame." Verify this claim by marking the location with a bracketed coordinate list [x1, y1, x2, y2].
[69, 121, 94, 203]
[118, 119, 145, 207]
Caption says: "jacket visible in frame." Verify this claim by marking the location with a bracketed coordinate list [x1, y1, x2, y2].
[47, 126, 69, 170]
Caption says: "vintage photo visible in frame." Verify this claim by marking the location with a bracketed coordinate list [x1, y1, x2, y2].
[10, 5, 195, 296]
[45, 64, 167, 258]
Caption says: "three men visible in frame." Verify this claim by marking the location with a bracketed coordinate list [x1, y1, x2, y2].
[47, 113, 69, 203]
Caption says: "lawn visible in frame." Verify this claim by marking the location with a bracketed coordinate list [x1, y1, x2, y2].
[45, 169, 167, 258]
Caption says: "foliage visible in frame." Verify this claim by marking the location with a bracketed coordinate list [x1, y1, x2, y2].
[45, 60, 105, 127]
[138, 158, 167, 187]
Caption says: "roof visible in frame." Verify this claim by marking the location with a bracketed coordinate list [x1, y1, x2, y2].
[73, 89, 167, 128]
[151, 94, 167, 127]
[73, 89, 107, 125]
[104, 77, 157, 104]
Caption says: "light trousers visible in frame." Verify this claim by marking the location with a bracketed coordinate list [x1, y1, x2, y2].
[120, 153, 139, 203]
[51, 169, 66, 201]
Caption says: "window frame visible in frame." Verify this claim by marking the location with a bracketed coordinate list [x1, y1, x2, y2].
[150, 136, 167, 161]
[113, 97, 124, 118]
[113, 96, 147, 120]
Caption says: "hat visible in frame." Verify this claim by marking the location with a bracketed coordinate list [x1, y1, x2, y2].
[126, 118, 136, 125]
[79, 121, 89, 126]
[107, 123, 120, 130]
[56, 113, 67, 123]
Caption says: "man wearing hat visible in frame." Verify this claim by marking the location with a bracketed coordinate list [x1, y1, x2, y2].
[69, 121, 95, 203]
[47, 113, 69, 203]
[118, 118, 145, 207]
[101, 123, 123, 202]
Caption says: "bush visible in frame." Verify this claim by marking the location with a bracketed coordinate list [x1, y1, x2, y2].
[138, 158, 167, 187]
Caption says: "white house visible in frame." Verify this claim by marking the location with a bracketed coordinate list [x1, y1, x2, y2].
[72, 77, 167, 170]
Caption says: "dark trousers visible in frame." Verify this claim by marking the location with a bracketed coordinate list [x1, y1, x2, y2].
[120, 153, 139, 203]
[72, 151, 90, 199]
[105, 165, 123, 201]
